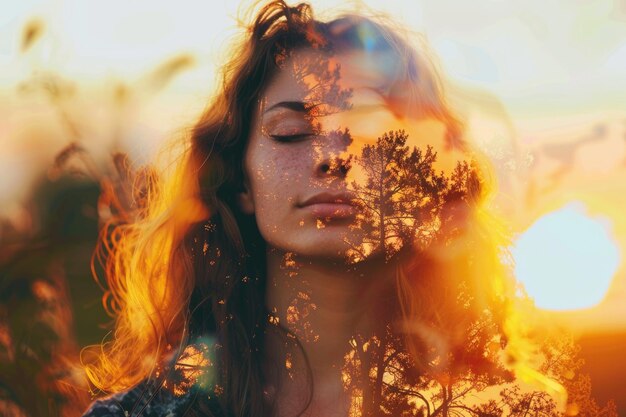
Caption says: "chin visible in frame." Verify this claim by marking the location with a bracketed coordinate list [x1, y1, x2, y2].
[296, 241, 354, 260]
[301, 236, 375, 264]
[264, 221, 372, 260]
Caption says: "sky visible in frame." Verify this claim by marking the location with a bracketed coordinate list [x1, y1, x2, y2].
[2, 0, 624, 122]
[1, 0, 625, 330]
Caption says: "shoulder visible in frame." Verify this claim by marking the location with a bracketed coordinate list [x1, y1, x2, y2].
[81, 379, 196, 417]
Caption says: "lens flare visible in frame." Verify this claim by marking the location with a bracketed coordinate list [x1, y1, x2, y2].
[512, 201, 620, 311]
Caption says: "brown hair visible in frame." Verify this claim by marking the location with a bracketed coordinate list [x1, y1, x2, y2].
[84, 2, 520, 416]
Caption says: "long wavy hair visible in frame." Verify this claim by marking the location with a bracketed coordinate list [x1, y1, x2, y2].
[84, 1, 523, 416]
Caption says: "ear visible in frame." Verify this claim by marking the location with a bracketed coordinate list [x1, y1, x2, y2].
[236, 181, 255, 215]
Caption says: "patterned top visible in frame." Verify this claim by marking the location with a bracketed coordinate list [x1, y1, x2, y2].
[82, 340, 223, 417]
[81, 379, 201, 417]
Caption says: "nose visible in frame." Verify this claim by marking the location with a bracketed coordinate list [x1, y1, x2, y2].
[318, 159, 350, 176]
[314, 128, 352, 177]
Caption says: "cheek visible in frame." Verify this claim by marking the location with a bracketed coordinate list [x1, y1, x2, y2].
[245, 140, 311, 209]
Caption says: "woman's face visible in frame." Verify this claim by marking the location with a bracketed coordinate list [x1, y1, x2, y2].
[240, 47, 461, 260]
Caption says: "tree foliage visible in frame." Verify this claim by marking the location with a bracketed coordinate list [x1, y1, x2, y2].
[338, 129, 618, 417]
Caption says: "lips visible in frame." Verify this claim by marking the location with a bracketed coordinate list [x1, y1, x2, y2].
[299, 192, 356, 218]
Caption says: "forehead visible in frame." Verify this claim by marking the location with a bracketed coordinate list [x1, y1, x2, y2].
[260, 48, 397, 110]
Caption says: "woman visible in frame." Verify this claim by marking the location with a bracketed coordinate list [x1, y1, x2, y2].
[82, 1, 522, 416]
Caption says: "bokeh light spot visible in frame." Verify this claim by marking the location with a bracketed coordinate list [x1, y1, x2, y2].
[512, 201, 620, 311]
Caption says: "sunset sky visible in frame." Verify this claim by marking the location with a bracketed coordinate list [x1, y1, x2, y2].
[2, 1, 626, 415]
[2, 0, 625, 329]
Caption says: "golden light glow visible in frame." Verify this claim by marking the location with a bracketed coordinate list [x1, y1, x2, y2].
[2, 1, 625, 414]
[512, 201, 621, 311]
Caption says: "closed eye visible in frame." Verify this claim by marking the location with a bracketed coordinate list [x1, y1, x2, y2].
[269, 133, 313, 143]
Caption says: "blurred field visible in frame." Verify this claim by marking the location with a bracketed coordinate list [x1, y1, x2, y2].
[1, 1, 625, 416]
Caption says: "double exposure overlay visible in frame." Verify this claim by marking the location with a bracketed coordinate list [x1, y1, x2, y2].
[0, 1, 623, 417]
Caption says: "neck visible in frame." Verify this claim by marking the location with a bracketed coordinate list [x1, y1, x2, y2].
[263, 248, 394, 415]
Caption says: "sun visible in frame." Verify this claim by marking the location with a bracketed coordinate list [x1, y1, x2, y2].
[511, 201, 620, 311]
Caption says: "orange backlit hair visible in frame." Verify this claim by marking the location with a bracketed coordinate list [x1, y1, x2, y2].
[83, 1, 536, 416]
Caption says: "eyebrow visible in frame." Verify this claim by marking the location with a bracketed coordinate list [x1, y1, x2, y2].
[263, 101, 308, 114]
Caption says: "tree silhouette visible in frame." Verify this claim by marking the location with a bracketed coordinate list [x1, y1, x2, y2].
[339, 130, 505, 416]
[497, 334, 618, 417]
[335, 129, 618, 417]
[342, 323, 426, 417]
[349, 130, 446, 260]
[274, 46, 354, 135]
